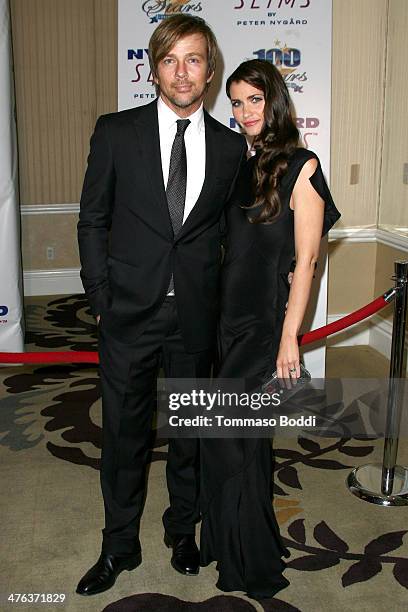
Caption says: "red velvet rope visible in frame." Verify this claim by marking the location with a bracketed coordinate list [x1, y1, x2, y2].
[0, 351, 99, 364]
[299, 294, 389, 346]
[0, 293, 391, 365]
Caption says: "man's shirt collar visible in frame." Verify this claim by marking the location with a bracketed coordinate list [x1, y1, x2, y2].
[157, 96, 204, 134]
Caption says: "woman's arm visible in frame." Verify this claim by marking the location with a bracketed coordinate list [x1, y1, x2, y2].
[276, 157, 324, 379]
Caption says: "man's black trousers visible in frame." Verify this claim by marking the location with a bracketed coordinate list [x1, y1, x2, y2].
[98, 297, 212, 555]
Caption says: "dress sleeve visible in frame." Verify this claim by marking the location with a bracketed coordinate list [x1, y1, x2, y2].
[308, 158, 341, 236]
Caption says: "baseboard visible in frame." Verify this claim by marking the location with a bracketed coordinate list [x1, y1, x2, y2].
[369, 314, 393, 360]
[369, 314, 408, 372]
[23, 268, 83, 296]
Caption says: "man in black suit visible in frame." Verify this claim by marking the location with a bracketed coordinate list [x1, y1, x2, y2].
[76, 15, 246, 596]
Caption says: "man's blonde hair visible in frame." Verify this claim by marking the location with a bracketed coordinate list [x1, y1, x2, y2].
[148, 14, 218, 79]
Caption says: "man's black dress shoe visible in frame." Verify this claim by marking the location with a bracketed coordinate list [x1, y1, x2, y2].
[164, 532, 200, 575]
[76, 551, 142, 596]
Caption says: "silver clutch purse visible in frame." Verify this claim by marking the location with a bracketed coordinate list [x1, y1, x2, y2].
[261, 363, 311, 402]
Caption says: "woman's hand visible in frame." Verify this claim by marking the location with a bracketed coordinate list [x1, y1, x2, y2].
[276, 334, 300, 384]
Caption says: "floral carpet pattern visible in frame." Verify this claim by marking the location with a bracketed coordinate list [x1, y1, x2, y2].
[1, 295, 407, 612]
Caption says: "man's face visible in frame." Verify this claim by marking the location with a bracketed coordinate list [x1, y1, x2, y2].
[154, 33, 214, 117]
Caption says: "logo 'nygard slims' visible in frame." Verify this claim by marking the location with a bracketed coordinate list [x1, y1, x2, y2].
[142, 0, 203, 24]
[234, 0, 310, 8]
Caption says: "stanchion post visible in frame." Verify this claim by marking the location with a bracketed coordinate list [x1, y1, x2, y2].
[381, 260, 408, 495]
[347, 259, 408, 505]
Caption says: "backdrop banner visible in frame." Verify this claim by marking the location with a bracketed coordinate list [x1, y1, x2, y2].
[0, 0, 24, 352]
[118, 0, 332, 376]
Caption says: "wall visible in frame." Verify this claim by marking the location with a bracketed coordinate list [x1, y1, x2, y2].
[328, 0, 407, 357]
[11, 0, 117, 274]
[330, 0, 387, 230]
[379, 0, 408, 231]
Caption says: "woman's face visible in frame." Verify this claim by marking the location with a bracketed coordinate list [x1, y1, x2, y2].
[229, 80, 265, 137]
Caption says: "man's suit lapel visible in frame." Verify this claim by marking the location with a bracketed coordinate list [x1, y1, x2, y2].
[131, 101, 222, 241]
[131, 99, 173, 238]
[176, 110, 221, 240]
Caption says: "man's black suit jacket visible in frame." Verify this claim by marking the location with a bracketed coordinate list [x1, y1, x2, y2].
[78, 99, 247, 352]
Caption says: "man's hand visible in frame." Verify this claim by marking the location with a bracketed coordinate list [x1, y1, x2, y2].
[96, 315, 100, 325]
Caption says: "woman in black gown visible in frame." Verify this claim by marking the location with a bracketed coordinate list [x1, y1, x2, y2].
[199, 60, 340, 599]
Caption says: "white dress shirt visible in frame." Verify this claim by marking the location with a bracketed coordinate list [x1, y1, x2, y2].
[157, 96, 206, 224]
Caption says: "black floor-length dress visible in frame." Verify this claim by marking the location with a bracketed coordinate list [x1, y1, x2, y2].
[200, 148, 340, 599]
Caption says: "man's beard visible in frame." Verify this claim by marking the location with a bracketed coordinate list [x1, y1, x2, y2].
[167, 94, 201, 108]
[165, 84, 206, 109]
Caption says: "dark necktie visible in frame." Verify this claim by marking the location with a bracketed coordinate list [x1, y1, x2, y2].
[166, 118, 190, 293]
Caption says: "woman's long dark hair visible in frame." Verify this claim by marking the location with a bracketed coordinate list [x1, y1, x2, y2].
[226, 60, 300, 224]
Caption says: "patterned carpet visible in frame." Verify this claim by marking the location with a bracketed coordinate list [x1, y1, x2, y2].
[0, 295, 407, 612]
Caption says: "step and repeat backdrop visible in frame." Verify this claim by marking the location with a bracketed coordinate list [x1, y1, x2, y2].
[118, 0, 332, 376]
[0, 0, 24, 354]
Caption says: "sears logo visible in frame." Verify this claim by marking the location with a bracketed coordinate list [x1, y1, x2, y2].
[142, 0, 203, 24]
[0, 305, 9, 317]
